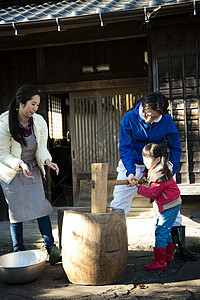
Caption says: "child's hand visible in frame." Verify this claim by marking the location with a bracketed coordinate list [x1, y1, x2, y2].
[136, 177, 147, 187]
[138, 177, 147, 184]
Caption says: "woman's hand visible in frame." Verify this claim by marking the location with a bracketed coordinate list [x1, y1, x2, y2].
[19, 162, 35, 179]
[127, 173, 138, 187]
[45, 159, 59, 175]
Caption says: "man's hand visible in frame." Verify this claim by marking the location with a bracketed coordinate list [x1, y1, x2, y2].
[127, 173, 139, 187]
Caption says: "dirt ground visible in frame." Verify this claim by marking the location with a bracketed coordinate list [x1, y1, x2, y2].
[0, 207, 199, 299]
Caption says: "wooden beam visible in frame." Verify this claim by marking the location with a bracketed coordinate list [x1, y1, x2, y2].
[151, 14, 200, 34]
[179, 184, 200, 195]
[0, 9, 146, 37]
[69, 95, 79, 206]
[0, 20, 146, 51]
[36, 77, 148, 93]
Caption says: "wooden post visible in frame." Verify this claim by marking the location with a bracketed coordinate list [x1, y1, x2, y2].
[91, 163, 108, 213]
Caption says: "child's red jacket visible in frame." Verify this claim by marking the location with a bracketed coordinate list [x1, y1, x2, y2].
[138, 163, 181, 213]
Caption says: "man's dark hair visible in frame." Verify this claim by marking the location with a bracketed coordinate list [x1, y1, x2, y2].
[142, 92, 169, 116]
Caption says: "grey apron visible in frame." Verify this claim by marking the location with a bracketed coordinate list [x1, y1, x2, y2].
[0, 132, 52, 223]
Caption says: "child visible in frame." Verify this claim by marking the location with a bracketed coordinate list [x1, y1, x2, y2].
[137, 143, 182, 271]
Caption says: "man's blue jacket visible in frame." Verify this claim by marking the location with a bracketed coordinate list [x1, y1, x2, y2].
[119, 102, 182, 176]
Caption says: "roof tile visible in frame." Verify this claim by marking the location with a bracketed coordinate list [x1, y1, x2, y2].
[0, 0, 195, 25]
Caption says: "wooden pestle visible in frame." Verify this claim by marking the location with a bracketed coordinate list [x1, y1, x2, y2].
[91, 163, 146, 213]
[91, 163, 108, 213]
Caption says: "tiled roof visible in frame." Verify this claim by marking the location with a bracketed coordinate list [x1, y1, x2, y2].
[0, 0, 197, 25]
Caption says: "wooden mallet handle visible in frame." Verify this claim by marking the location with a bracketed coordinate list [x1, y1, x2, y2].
[108, 178, 146, 186]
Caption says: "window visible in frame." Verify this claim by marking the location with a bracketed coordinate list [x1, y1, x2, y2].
[48, 95, 63, 139]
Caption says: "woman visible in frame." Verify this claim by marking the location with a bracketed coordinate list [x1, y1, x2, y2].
[110, 91, 198, 261]
[0, 85, 61, 265]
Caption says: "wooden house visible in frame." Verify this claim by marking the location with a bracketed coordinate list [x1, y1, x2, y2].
[0, 0, 200, 217]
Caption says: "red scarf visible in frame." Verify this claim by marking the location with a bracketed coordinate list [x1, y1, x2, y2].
[19, 117, 33, 137]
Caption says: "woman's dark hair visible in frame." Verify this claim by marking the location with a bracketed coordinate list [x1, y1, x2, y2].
[9, 85, 39, 146]
[142, 92, 169, 116]
[142, 143, 173, 180]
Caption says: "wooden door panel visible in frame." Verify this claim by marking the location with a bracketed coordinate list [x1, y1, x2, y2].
[70, 89, 147, 204]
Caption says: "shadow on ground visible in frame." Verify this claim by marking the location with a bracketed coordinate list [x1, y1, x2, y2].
[0, 249, 200, 300]
[125, 250, 200, 284]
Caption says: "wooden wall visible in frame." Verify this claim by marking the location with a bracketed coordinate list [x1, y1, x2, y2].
[150, 18, 200, 186]
[43, 38, 147, 83]
[0, 37, 147, 113]
[0, 49, 37, 112]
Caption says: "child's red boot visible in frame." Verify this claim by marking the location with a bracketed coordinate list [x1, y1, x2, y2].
[166, 242, 174, 264]
[145, 247, 167, 271]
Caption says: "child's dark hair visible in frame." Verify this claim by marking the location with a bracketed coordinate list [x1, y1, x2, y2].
[142, 92, 169, 116]
[9, 85, 39, 146]
[142, 143, 173, 180]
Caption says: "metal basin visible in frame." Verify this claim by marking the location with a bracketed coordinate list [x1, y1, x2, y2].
[0, 250, 48, 284]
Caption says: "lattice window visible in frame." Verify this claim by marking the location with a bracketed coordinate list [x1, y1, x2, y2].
[48, 95, 63, 139]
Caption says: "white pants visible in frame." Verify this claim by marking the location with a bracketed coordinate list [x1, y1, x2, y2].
[110, 160, 182, 226]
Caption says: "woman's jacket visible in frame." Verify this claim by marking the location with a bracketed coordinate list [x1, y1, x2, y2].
[0, 111, 52, 184]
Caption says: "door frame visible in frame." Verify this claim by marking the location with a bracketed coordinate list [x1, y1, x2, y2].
[37, 77, 148, 205]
